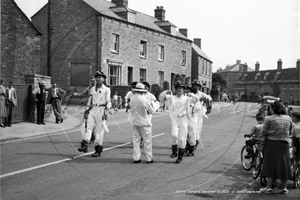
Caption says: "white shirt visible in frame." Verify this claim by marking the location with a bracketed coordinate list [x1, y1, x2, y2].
[7, 88, 12, 99]
[130, 93, 154, 127]
[169, 94, 188, 118]
[88, 85, 111, 107]
[125, 91, 134, 102]
[144, 92, 157, 103]
[53, 88, 58, 98]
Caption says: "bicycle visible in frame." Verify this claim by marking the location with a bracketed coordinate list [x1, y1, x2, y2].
[241, 136, 264, 180]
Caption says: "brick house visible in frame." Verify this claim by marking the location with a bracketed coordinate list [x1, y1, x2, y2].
[191, 38, 213, 93]
[216, 60, 254, 94]
[1, 0, 42, 84]
[31, 0, 192, 94]
[233, 59, 300, 104]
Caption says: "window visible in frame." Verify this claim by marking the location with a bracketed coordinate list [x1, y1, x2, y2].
[208, 63, 211, 76]
[158, 71, 164, 88]
[108, 65, 121, 86]
[140, 68, 146, 82]
[127, 67, 133, 86]
[205, 62, 208, 75]
[264, 72, 270, 80]
[140, 40, 147, 57]
[70, 63, 90, 86]
[290, 85, 294, 89]
[255, 73, 261, 81]
[202, 60, 204, 74]
[111, 33, 119, 52]
[181, 50, 186, 66]
[158, 45, 164, 61]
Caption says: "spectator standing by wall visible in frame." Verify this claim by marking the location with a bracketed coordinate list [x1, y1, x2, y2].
[0, 80, 7, 127]
[5, 81, 17, 127]
[47, 83, 66, 123]
[32, 81, 47, 125]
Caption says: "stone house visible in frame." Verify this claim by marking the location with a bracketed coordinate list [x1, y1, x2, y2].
[31, 0, 192, 94]
[216, 60, 254, 94]
[233, 59, 300, 104]
[1, 0, 42, 84]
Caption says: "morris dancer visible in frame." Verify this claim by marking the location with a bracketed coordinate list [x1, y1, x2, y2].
[191, 79, 207, 149]
[78, 71, 111, 157]
[167, 81, 189, 163]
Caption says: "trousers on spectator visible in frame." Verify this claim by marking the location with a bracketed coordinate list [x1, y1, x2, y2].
[132, 125, 153, 161]
[36, 101, 45, 123]
[170, 114, 188, 149]
[51, 98, 62, 121]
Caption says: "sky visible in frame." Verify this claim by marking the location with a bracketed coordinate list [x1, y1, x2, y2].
[15, 0, 299, 72]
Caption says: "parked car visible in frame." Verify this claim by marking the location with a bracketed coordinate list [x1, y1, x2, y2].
[258, 96, 280, 116]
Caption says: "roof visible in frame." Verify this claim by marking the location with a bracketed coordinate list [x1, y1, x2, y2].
[12, 0, 42, 35]
[83, 0, 190, 41]
[235, 68, 300, 84]
[218, 63, 254, 73]
[192, 43, 212, 62]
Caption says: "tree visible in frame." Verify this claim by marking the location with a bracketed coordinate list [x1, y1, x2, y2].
[212, 73, 227, 89]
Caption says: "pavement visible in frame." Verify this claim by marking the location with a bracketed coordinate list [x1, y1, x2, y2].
[0, 105, 171, 142]
[1, 102, 299, 142]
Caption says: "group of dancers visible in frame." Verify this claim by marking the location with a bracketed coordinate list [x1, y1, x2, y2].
[76, 71, 212, 163]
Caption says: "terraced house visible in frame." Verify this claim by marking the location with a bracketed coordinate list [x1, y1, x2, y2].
[31, 0, 192, 93]
[233, 59, 300, 104]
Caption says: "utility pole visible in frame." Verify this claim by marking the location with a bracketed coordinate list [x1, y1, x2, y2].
[47, 0, 52, 76]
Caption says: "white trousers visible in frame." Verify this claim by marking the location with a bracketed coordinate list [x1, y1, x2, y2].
[187, 114, 198, 146]
[84, 107, 105, 145]
[170, 114, 188, 149]
[196, 114, 204, 147]
[132, 125, 153, 161]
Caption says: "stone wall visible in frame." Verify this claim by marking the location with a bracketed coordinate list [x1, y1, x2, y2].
[1, 0, 41, 84]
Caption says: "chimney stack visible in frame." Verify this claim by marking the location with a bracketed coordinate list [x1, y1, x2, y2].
[179, 28, 188, 37]
[277, 59, 282, 70]
[236, 60, 241, 64]
[255, 61, 260, 71]
[297, 59, 300, 69]
[111, 0, 128, 7]
[194, 38, 201, 49]
[154, 6, 165, 21]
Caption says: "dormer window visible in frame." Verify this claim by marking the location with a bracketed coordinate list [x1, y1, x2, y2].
[275, 72, 281, 80]
[171, 27, 176, 35]
[242, 74, 248, 81]
[264, 72, 270, 80]
[128, 12, 135, 23]
[255, 73, 260, 81]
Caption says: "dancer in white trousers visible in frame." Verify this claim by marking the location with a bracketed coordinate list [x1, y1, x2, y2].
[130, 83, 155, 163]
[167, 81, 189, 163]
[78, 71, 111, 157]
[191, 79, 207, 149]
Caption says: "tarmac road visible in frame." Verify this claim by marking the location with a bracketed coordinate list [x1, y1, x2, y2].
[1, 102, 299, 200]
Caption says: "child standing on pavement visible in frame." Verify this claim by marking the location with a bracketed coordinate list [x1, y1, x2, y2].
[292, 112, 300, 180]
[244, 112, 265, 158]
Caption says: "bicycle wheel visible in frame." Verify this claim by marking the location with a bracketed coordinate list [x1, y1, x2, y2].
[252, 151, 262, 180]
[241, 145, 252, 171]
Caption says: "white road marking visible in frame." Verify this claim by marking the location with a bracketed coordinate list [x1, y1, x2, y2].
[0, 133, 166, 179]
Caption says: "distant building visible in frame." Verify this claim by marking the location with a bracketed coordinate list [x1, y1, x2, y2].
[31, 0, 193, 91]
[1, 0, 42, 84]
[216, 60, 254, 94]
[234, 59, 300, 104]
[191, 38, 213, 93]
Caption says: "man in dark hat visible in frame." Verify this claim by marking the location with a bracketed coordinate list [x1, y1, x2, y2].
[78, 71, 111, 157]
[167, 80, 189, 163]
[130, 83, 155, 163]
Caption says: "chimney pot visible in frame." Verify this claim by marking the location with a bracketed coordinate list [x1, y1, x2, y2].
[154, 6, 166, 21]
[236, 60, 241, 64]
[297, 59, 300, 69]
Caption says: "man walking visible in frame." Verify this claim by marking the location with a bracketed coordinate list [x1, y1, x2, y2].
[47, 83, 66, 123]
[130, 83, 155, 163]
[78, 71, 111, 157]
[5, 81, 17, 127]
